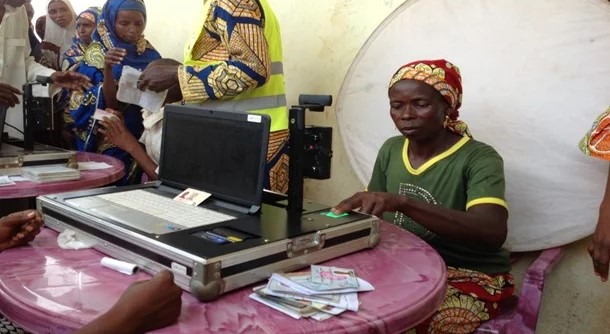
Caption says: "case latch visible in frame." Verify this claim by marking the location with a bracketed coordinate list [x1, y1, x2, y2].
[287, 231, 325, 257]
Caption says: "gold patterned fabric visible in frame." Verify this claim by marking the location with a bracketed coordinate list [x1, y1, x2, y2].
[389, 59, 471, 137]
[179, 0, 270, 102]
[266, 129, 289, 193]
[415, 267, 514, 334]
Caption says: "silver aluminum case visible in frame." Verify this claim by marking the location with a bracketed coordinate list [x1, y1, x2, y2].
[37, 195, 380, 301]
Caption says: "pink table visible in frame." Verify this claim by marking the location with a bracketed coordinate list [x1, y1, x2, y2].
[0, 152, 124, 199]
[0, 222, 446, 334]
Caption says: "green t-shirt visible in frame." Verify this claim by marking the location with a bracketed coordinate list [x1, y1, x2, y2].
[368, 135, 510, 274]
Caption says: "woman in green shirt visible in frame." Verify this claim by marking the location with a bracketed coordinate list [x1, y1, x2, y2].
[333, 59, 513, 334]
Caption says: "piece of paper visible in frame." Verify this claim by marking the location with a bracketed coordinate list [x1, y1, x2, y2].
[101, 257, 138, 275]
[249, 293, 303, 319]
[78, 161, 113, 170]
[0, 176, 15, 186]
[57, 229, 96, 250]
[32, 83, 50, 98]
[9, 176, 29, 182]
[310, 265, 359, 289]
[269, 272, 374, 295]
[92, 108, 117, 121]
[117, 66, 167, 112]
[174, 188, 211, 206]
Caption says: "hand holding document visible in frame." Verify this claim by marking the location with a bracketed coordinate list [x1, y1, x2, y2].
[249, 265, 374, 320]
[117, 66, 167, 112]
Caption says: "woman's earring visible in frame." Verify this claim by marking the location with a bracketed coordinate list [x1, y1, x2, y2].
[443, 115, 450, 128]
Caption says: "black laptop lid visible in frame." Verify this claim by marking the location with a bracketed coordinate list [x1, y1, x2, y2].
[159, 105, 270, 210]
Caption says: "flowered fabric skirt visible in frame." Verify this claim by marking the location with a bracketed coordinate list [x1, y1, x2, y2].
[580, 106, 610, 160]
[415, 267, 515, 334]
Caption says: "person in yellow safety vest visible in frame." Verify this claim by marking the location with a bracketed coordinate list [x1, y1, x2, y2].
[137, 0, 289, 194]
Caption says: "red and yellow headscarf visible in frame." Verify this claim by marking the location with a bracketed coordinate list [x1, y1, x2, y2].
[580, 106, 610, 160]
[389, 59, 471, 137]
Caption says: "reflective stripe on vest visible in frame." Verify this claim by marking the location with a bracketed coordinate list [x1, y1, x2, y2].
[199, 94, 287, 113]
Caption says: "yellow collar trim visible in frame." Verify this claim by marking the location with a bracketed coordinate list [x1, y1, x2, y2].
[403, 136, 470, 175]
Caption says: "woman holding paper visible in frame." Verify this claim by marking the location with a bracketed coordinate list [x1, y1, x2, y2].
[69, 0, 161, 185]
[99, 58, 183, 181]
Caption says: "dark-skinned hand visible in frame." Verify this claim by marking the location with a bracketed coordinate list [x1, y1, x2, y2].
[0, 210, 44, 252]
[137, 64, 180, 92]
[332, 191, 404, 217]
[0, 83, 22, 108]
[50, 71, 93, 92]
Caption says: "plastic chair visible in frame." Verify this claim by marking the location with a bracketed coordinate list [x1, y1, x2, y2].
[474, 247, 564, 334]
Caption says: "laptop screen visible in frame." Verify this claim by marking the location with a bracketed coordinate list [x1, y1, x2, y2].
[160, 105, 270, 208]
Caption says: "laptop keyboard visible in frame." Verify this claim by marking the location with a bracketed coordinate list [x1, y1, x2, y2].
[99, 189, 235, 228]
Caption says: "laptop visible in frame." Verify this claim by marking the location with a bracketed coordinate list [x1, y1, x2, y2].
[65, 105, 270, 235]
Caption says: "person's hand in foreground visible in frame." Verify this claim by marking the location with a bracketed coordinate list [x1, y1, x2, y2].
[76, 270, 182, 334]
[0, 210, 44, 252]
[0, 83, 22, 108]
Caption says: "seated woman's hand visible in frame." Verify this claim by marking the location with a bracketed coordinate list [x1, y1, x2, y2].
[99, 110, 139, 153]
[332, 191, 405, 217]
[104, 47, 127, 68]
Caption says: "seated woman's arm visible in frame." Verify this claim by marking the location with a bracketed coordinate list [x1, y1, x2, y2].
[101, 48, 127, 110]
[334, 192, 507, 250]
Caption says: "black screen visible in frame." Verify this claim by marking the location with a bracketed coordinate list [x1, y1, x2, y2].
[160, 106, 270, 207]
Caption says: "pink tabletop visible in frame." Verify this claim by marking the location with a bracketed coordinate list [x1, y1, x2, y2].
[0, 152, 124, 199]
[0, 222, 446, 334]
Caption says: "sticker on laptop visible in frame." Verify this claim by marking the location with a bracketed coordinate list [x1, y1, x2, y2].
[173, 188, 211, 206]
[247, 114, 262, 123]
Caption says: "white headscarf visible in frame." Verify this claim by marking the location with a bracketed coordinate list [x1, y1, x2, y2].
[42, 0, 76, 69]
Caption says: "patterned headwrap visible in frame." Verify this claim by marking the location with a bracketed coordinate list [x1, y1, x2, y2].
[95, 0, 148, 55]
[389, 59, 471, 137]
[580, 106, 610, 160]
[115, 0, 146, 19]
[62, 7, 101, 71]
[77, 6, 100, 25]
